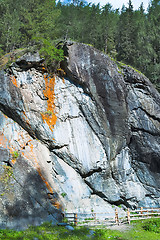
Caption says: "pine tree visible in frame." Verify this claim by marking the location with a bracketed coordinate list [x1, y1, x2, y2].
[133, 3, 151, 73]
[146, 0, 160, 89]
[100, 4, 119, 56]
[116, 0, 137, 65]
[0, 0, 22, 52]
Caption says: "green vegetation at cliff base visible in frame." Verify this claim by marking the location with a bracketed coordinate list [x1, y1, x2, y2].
[0, 218, 160, 240]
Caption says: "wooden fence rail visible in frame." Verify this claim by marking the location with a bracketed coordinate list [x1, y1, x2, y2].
[64, 207, 160, 226]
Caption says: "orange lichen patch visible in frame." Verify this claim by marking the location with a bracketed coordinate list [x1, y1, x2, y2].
[0, 134, 8, 148]
[41, 64, 47, 72]
[62, 77, 65, 84]
[22, 111, 31, 127]
[53, 200, 61, 209]
[10, 150, 19, 165]
[29, 143, 53, 194]
[27, 143, 62, 209]
[37, 166, 53, 194]
[41, 74, 57, 131]
[10, 75, 18, 87]
[11, 158, 17, 165]
[20, 139, 32, 150]
[3, 114, 8, 119]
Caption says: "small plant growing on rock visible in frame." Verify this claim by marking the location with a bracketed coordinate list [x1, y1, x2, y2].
[61, 192, 67, 198]
[43, 110, 53, 117]
[0, 165, 14, 194]
[11, 151, 19, 159]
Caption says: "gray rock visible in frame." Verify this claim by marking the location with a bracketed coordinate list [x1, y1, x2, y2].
[0, 42, 160, 229]
[65, 225, 74, 231]
[87, 230, 95, 238]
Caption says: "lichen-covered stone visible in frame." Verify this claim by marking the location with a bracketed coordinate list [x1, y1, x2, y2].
[0, 42, 160, 229]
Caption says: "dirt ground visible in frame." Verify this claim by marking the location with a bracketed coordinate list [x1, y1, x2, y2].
[107, 224, 134, 232]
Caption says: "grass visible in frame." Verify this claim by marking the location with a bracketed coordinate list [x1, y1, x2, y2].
[0, 219, 160, 240]
[115, 60, 145, 76]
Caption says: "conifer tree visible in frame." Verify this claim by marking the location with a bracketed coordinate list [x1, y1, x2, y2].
[133, 3, 151, 72]
[146, 0, 160, 89]
[117, 0, 137, 65]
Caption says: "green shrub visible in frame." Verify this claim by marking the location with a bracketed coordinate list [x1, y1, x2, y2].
[142, 218, 160, 233]
[0, 47, 4, 58]
[33, 37, 64, 72]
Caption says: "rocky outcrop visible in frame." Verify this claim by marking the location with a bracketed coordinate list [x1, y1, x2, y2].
[0, 42, 160, 229]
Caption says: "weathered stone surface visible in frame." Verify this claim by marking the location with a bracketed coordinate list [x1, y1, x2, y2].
[0, 112, 62, 230]
[0, 42, 160, 229]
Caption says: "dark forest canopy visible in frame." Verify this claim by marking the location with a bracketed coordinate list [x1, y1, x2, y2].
[0, 0, 159, 90]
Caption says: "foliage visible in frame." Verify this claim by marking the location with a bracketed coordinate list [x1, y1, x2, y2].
[34, 37, 64, 71]
[0, 165, 13, 184]
[116, 60, 144, 75]
[63, 217, 68, 223]
[0, 0, 160, 90]
[61, 192, 67, 198]
[0, 165, 14, 196]
[142, 218, 160, 233]
[11, 151, 19, 159]
[0, 47, 4, 58]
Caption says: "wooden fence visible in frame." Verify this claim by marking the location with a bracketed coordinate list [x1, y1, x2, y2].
[64, 207, 160, 226]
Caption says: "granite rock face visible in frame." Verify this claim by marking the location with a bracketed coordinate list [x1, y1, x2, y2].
[0, 42, 160, 229]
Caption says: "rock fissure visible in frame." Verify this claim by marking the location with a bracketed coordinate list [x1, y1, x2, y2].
[51, 149, 82, 173]
[51, 144, 69, 151]
[81, 167, 102, 178]
[84, 179, 131, 208]
[131, 126, 160, 136]
[13, 59, 43, 71]
[78, 104, 109, 155]
[58, 114, 82, 122]
[131, 106, 160, 123]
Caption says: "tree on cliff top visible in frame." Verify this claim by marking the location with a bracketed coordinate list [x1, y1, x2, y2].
[0, 0, 159, 91]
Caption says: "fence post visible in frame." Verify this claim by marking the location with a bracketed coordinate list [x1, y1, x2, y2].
[127, 209, 130, 224]
[141, 207, 143, 215]
[61, 212, 65, 221]
[115, 209, 119, 225]
[94, 213, 96, 224]
[74, 213, 78, 226]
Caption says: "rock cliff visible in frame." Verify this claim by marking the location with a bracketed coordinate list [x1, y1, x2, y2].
[0, 42, 160, 229]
